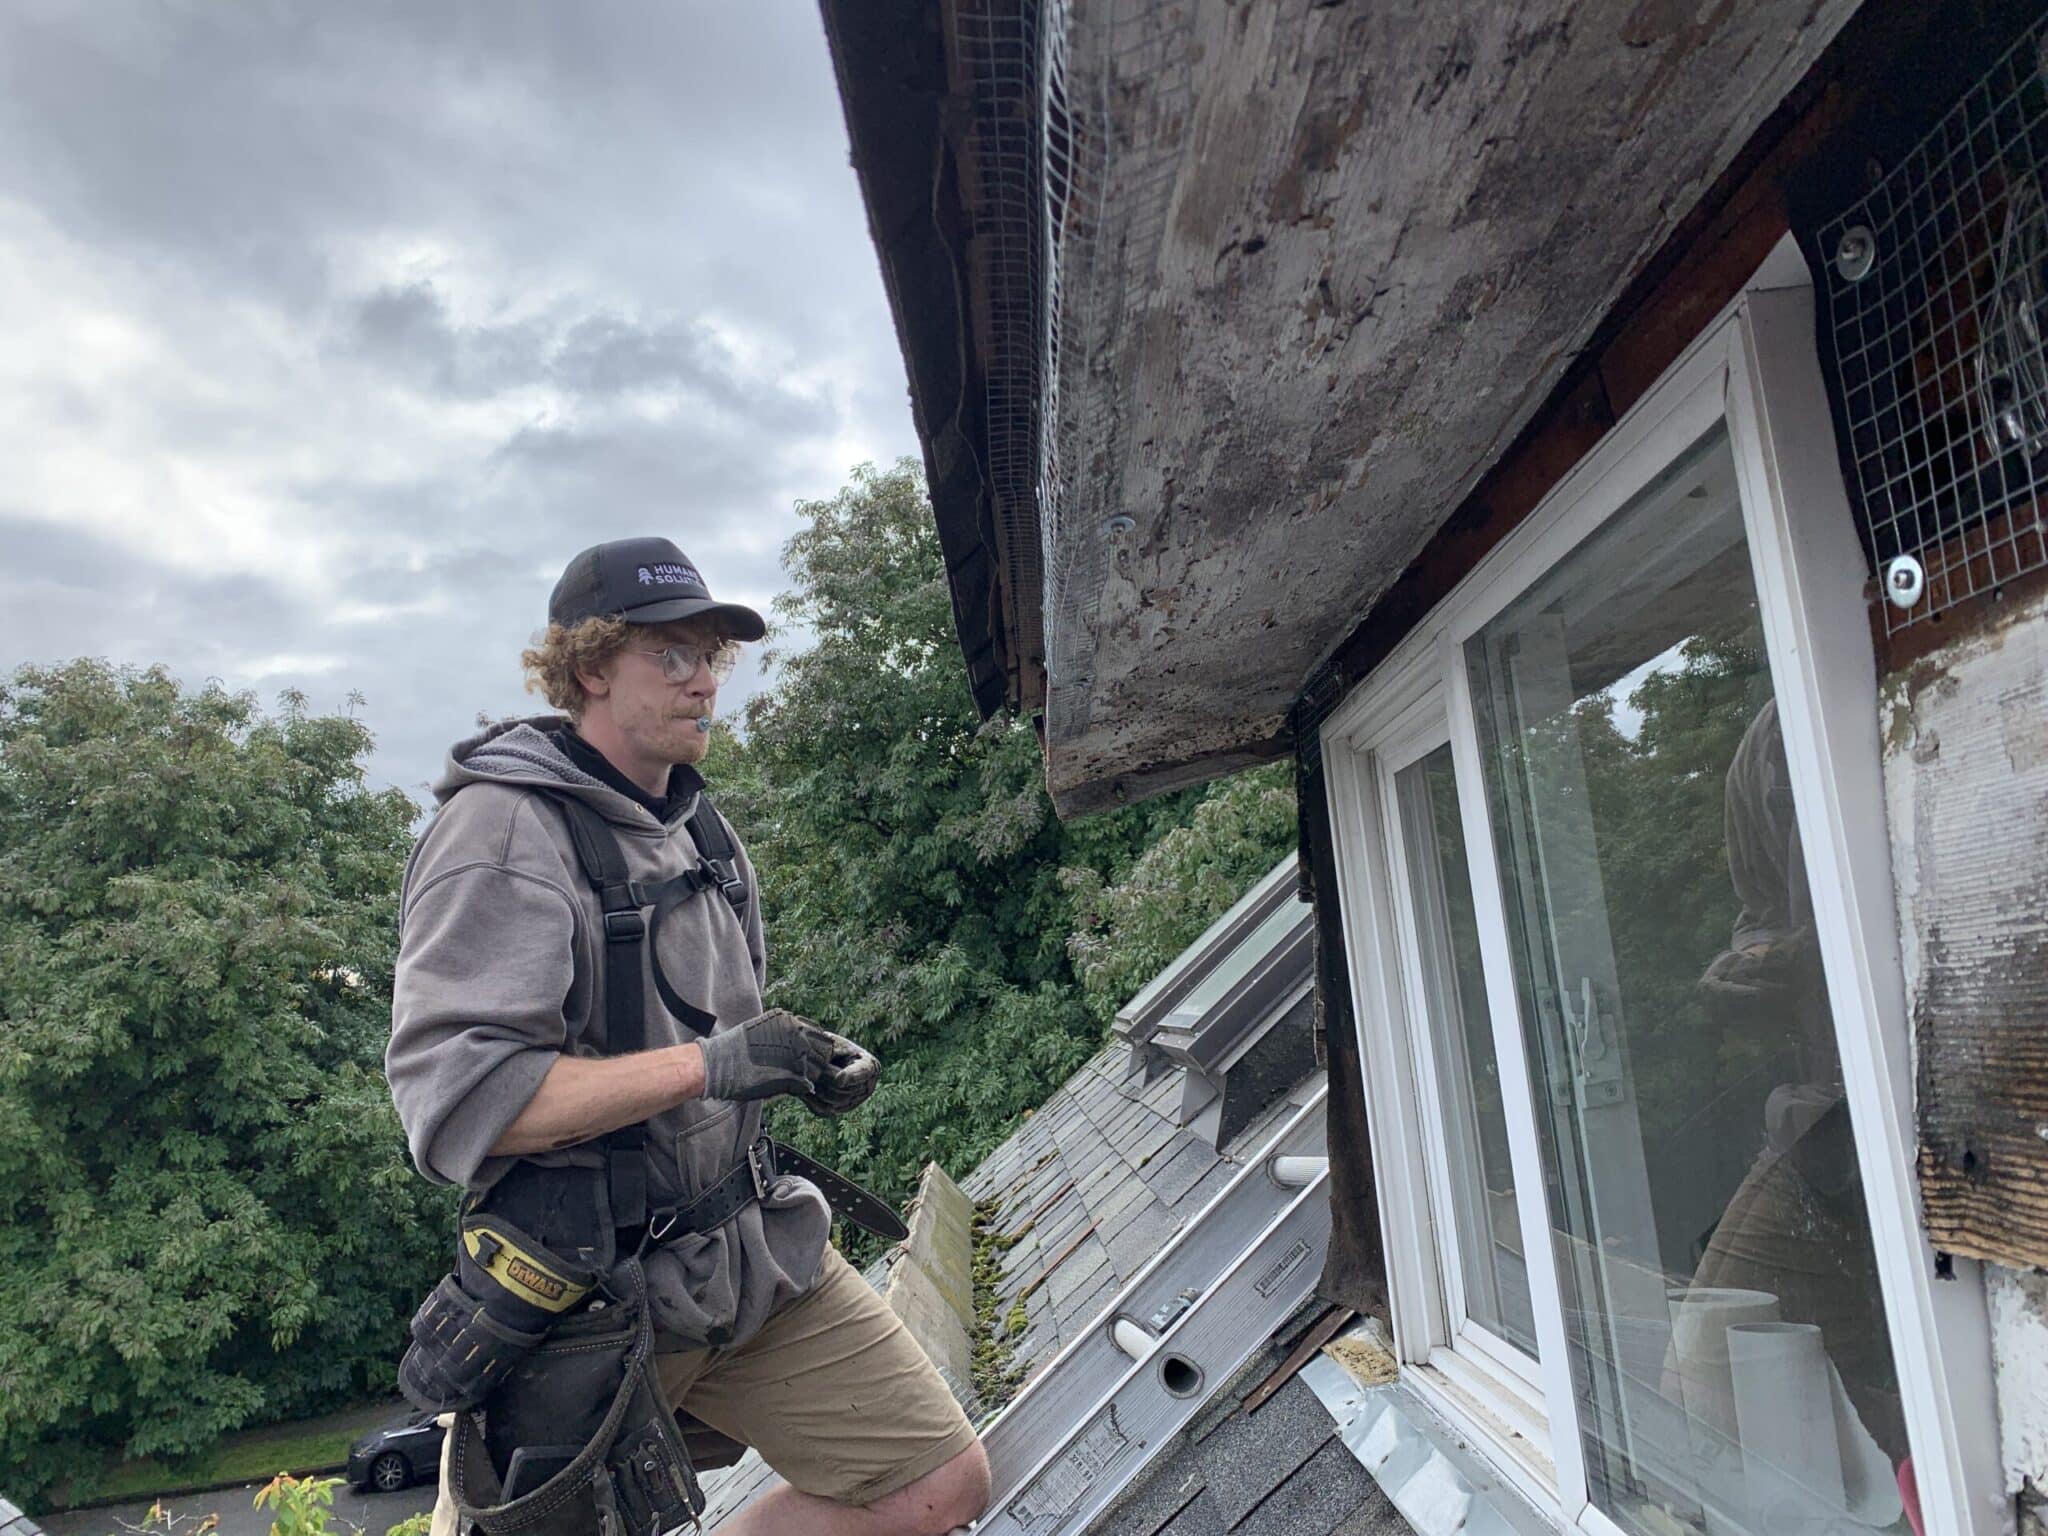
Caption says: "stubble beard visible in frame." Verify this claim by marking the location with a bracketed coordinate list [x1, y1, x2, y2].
[663, 710, 714, 766]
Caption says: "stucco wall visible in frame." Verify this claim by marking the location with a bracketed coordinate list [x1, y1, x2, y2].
[1881, 582, 2048, 1512]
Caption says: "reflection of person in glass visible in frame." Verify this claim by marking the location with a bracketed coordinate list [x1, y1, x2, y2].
[1680, 698, 1906, 1465]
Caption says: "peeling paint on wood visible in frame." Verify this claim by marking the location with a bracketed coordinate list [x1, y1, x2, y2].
[1882, 582, 2048, 1271]
[1038, 0, 1860, 812]
[1988, 1265, 2048, 1501]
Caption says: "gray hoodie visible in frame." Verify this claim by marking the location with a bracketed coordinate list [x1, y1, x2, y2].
[386, 717, 830, 1349]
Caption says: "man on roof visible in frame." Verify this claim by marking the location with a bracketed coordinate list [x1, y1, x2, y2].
[386, 537, 990, 1536]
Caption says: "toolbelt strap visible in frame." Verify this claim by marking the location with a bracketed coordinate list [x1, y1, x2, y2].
[648, 1136, 908, 1246]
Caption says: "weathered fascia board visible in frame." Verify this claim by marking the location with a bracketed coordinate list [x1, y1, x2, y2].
[1882, 581, 2048, 1271]
[1042, 0, 1859, 817]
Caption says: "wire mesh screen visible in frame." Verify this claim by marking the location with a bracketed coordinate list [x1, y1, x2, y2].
[955, 0, 1054, 686]
[955, 0, 1196, 728]
[1816, 17, 2048, 635]
[1040, 1, 1194, 740]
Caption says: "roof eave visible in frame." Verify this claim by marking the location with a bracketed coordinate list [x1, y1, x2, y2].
[817, 0, 1011, 720]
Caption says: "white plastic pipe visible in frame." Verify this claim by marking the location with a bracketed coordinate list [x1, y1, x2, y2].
[1110, 1316, 1158, 1361]
[1268, 1155, 1327, 1188]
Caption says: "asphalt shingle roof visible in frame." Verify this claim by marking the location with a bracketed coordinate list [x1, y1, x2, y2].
[1092, 1355, 1410, 1536]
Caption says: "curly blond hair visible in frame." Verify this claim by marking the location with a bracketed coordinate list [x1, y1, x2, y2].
[521, 615, 737, 717]
[521, 617, 637, 717]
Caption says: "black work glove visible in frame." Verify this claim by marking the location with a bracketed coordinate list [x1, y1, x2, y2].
[698, 1008, 880, 1117]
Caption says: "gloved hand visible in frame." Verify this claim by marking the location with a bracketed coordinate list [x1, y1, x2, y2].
[1699, 937, 1815, 1017]
[698, 1008, 880, 1117]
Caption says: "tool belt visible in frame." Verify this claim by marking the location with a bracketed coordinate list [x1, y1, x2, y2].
[400, 1143, 906, 1415]
[402, 1147, 904, 1534]
[397, 786, 906, 1533]
[443, 1256, 700, 1536]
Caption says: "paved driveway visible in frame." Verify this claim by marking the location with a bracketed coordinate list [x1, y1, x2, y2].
[38, 1479, 436, 1536]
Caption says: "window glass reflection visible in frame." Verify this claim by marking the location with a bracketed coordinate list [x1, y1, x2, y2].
[1465, 427, 1907, 1536]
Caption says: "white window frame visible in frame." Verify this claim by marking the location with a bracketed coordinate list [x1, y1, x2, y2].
[1374, 715, 1548, 1390]
[1320, 237, 2002, 1536]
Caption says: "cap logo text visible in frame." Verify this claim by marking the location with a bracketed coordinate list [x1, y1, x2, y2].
[636, 561, 700, 589]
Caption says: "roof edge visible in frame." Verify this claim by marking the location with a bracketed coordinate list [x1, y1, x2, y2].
[817, 0, 1009, 719]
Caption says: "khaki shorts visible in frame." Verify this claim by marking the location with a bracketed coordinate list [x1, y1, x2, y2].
[431, 1244, 975, 1530]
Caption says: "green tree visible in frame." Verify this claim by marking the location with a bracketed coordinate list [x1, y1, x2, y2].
[0, 663, 452, 1500]
[1062, 765, 1298, 1028]
[719, 461, 1204, 1226]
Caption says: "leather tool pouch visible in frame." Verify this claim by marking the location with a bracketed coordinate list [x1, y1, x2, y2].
[400, 1273, 546, 1412]
[451, 1257, 703, 1536]
[399, 1192, 602, 1416]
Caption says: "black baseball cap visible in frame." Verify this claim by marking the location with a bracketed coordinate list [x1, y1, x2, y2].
[547, 537, 766, 640]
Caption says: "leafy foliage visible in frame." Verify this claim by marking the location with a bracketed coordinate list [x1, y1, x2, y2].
[0, 663, 453, 1499]
[1063, 765, 1298, 1028]
[252, 1474, 345, 1536]
[1568, 637, 1794, 1217]
[0, 462, 1301, 1490]
[246, 1472, 427, 1536]
[715, 460, 1259, 1240]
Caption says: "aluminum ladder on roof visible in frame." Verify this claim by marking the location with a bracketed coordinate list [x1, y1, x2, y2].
[971, 1082, 1332, 1536]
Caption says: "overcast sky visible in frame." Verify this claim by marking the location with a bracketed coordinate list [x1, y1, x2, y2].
[0, 2, 917, 803]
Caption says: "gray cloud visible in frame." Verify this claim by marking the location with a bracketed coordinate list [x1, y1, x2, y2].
[347, 283, 550, 399]
[0, 4, 915, 800]
[344, 280, 831, 437]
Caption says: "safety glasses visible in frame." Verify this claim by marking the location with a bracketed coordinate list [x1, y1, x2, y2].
[634, 641, 740, 685]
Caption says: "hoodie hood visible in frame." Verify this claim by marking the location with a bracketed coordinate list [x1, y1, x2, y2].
[432, 715, 699, 829]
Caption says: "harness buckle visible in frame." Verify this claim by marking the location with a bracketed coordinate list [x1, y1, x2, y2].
[747, 1139, 776, 1202]
[603, 908, 645, 944]
[705, 858, 746, 905]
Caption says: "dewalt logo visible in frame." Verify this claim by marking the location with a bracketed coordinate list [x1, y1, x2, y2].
[505, 1257, 566, 1303]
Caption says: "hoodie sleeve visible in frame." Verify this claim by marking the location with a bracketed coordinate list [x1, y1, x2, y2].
[387, 844, 582, 1187]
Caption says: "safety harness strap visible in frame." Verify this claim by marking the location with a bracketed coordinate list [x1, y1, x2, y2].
[543, 788, 751, 1234]
[683, 797, 750, 921]
[549, 793, 651, 1232]
[538, 785, 903, 1249]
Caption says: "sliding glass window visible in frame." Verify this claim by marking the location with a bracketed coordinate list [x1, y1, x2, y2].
[1461, 426, 1904, 1536]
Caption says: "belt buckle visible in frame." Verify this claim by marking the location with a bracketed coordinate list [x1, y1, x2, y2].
[747, 1140, 775, 1202]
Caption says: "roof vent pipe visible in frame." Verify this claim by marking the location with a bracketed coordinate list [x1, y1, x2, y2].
[1110, 1316, 1158, 1362]
[1267, 1155, 1327, 1189]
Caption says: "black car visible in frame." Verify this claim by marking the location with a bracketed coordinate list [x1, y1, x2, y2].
[346, 1413, 445, 1493]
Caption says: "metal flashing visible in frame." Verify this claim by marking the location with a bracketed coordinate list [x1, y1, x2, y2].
[1115, 858, 1301, 1047]
[1302, 1339, 1553, 1536]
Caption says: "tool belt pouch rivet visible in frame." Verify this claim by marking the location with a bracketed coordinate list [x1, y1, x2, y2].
[449, 1257, 703, 1536]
